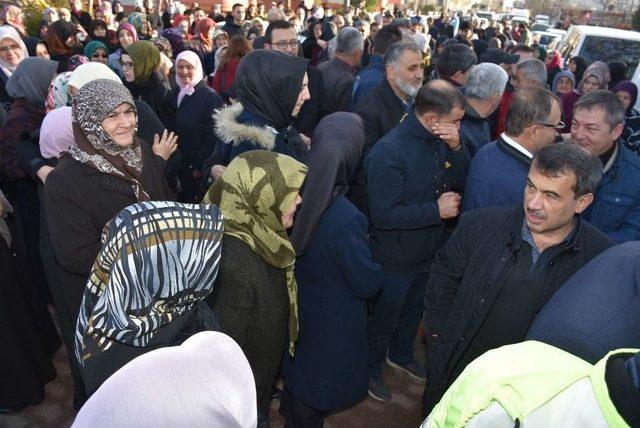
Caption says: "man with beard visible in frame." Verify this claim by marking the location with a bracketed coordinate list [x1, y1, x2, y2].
[422, 142, 613, 414]
[350, 41, 424, 217]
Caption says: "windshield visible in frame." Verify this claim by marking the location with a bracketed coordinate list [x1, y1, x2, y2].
[580, 35, 640, 79]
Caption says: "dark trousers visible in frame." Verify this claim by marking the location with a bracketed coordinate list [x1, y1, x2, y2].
[367, 273, 428, 379]
[279, 388, 325, 428]
[177, 167, 202, 203]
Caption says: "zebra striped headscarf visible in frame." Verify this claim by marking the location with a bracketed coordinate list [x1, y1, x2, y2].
[75, 201, 224, 366]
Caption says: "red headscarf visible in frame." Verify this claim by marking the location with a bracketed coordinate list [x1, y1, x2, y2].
[546, 50, 563, 72]
[172, 14, 187, 28]
[197, 18, 215, 51]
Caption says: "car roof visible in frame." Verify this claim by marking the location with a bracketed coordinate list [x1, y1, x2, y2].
[568, 25, 640, 41]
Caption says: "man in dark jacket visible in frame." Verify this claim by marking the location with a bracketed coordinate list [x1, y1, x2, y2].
[460, 62, 508, 157]
[350, 41, 423, 217]
[571, 90, 640, 243]
[317, 27, 363, 116]
[434, 43, 477, 89]
[221, 3, 245, 37]
[265, 20, 322, 137]
[351, 24, 402, 107]
[423, 142, 613, 414]
[365, 80, 470, 401]
[462, 87, 561, 213]
[527, 242, 640, 364]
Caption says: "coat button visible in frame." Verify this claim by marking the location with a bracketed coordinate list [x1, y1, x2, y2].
[615, 197, 620, 202]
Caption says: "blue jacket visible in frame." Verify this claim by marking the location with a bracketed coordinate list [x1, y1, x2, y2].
[282, 196, 382, 411]
[583, 142, 640, 243]
[527, 241, 640, 364]
[459, 105, 492, 157]
[365, 110, 470, 276]
[462, 138, 531, 213]
[351, 55, 385, 108]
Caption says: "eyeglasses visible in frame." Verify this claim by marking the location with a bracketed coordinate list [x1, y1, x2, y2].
[121, 61, 134, 68]
[273, 39, 299, 49]
[537, 121, 565, 130]
[0, 44, 21, 54]
[93, 53, 108, 58]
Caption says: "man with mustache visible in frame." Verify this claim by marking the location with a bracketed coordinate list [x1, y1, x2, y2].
[422, 142, 613, 414]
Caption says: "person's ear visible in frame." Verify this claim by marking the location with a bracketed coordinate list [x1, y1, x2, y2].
[611, 123, 624, 141]
[575, 193, 594, 214]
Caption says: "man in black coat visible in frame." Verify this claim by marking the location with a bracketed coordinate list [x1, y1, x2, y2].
[317, 27, 363, 116]
[264, 20, 322, 137]
[350, 41, 423, 217]
[221, 3, 245, 37]
[422, 142, 614, 414]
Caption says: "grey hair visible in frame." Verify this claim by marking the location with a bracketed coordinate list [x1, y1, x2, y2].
[267, 7, 285, 22]
[517, 58, 547, 87]
[336, 27, 364, 54]
[533, 142, 603, 197]
[383, 41, 422, 69]
[465, 63, 508, 101]
[506, 87, 560, 136]
[574, 90, 625, 131]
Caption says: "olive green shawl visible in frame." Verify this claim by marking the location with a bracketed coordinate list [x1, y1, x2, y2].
[203, 151, 307, 354]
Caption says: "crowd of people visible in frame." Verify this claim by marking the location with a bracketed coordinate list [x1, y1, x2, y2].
[1, 0, 639, 427]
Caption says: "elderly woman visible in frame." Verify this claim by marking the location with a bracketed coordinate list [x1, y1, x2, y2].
[173, 50, 222, 202]
[561, 61, 610, 132]
[203, 150, 307, 426]
[108, 23, 137, 77]
[614, 81, 640, 155]
[44, 80, 176, 369]
[206, 50, 310, 179]
[122, 41, 176, 130]
[281, 113, 383, 425]
[74, 201, 223, 395]
[0, 25, 28, 112]
[551, 70, 575, 96]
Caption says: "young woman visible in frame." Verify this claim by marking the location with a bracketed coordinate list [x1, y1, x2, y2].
[107, 23, 137, 77]
[212, 35, 252, 100]
[44, 20, 84, 73]
[551, 70, 575, 96]
[561, 61, 610, 132]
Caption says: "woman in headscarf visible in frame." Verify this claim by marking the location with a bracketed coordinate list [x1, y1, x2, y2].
[108, 23, 137, 77]
[89, 19, 117, 52]
[173, 50, 222, 203]
[45, 20, 84, 73]
[0, 25, 28, 112]
[614, 81, 640, 156]
[207, 50, 310, 178]
[128, 12, 148, 40]
[44, 81, 176, 397]
[203, 150, 307, 426]
[568, 55, 587, 84]
[72, 331, 257, 428]
[73, 201, 223, 394]
[212, 35, 252, 101]
[122, 41, 177, 130]
[84, 40, 109, 64]
[545, 49, 563, 87]
[281, 113, 383, 426]
[67, 54, 89, 71]
[45, 72, 73, 113]
[561, 61, 610, 133]
[608, 61, 628, 90]
[197, 17, 216, 52]
[551, 70, 575, 96]
[173, 14, 191, 40]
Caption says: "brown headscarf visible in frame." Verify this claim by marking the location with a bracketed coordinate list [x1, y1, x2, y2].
[68, 78, 149, 201]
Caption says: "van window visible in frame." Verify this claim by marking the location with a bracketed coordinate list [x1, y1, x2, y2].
[580, 36, 640, 79]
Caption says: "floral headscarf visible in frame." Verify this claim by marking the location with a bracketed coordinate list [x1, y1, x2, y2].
[68, 78, 148, 201]
[68, 54, 89, 71]
[45, 71, 73, 112]
[203, 150, 307, 355]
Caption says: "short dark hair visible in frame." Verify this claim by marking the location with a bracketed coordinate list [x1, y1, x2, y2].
[265, 19, 294, 44]
[232, 3, 244, 10]
[193, 7, 204, 13]
[506, 87, 559, 136]
[532, 142, 603, 197]
[436, 43, 477, 79]
[512, 44, 535, 55]
[415, 79, 466, 116]
[574, 90, 625, 131]
[372, 24, 402, 55]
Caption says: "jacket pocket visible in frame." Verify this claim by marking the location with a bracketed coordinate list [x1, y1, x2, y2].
[594, 192, 634, 229]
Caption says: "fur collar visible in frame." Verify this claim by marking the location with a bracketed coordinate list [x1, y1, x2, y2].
[213, 103, 276, 150]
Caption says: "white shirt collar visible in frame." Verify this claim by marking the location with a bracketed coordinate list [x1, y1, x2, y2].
[501, 133, 533, 159]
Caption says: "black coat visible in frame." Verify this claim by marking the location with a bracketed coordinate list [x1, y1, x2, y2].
[173, 81, 222, 172]
[44, 142, 173, 326]
[125, 71, 177, 131]
[293, 65, 322, 136]
[317, 57, 355, 116]
[350, 78, 408, 217]
[423, 204, 613, 411]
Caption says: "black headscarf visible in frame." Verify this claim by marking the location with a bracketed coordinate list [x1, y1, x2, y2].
[234, 50, 309, 130]
[571, 56, 587, 84]
[289, 112, 365, 255]
[608, 61, 628, 90]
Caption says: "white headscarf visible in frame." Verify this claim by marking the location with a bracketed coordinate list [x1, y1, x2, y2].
[72, 331, 258, 428]
[175, 50, 204, 107]
[0, 25, 28, 76]
[67, 62, 122, 90]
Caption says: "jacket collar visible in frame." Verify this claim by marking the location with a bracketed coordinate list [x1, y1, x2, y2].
[399, 109, 440, 142]
[366, 54, 384, 71]
[332, 57, 356, 74]
[496, 135, 532, 168]
[213, 102, 277, 150]
[603, 140, 622, 174]
[507, 205, 583, 254]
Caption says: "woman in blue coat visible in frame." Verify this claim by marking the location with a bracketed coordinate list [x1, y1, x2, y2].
[281, 112, 383, 426]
